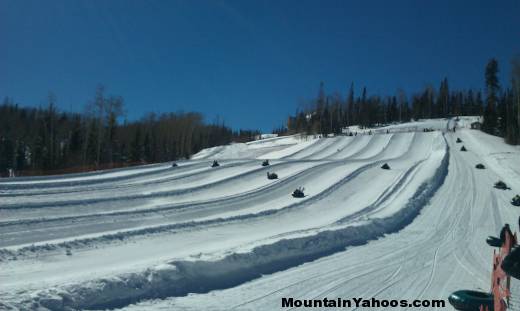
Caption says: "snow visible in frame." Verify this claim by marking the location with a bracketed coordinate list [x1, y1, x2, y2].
[0, 118, 518, 311]
[190, 134, 315, 160]
[342, 116, 482, 135]
[0, 162, 172, 186]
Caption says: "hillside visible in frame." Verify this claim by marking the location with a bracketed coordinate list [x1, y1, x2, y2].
[0, 118, 518, 310]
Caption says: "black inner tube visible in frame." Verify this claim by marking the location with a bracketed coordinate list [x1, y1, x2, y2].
[448, 290, 493, 311]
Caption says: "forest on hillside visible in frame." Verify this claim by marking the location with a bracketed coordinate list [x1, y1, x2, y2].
[2, 57, 519, 177]
[286, 57, 520, 146]
[0, 86, 259, 177]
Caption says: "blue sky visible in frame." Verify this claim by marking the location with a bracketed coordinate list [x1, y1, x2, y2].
[1, 0, 519, 131]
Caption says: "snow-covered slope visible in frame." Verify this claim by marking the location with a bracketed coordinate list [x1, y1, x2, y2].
[190, 134, 319, 160]
[0, 119, 518, 311]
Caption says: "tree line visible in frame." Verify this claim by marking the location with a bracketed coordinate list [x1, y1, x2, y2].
[286, 57, 520, 146]
[2, 57, 519, 177]
[0, 86, 259, 176]
[481, 57, 520, 145]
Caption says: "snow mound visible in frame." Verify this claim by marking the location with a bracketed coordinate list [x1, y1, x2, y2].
[190, 135, 318, 160]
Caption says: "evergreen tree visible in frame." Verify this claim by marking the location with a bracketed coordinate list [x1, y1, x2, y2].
[346, 83, 354, 126]
[143, 132, 152, 163]
[483, 58, 500, 134]
[130, 126, 142, 163]
[511, 55, 520, 144]
[15, 141, 26, 171]
[86, 120, 99, 165]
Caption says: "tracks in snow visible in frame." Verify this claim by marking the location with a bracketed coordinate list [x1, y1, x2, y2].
[0, 131, 472, 311]
[0, 134, 410, 250]
[2, 138, 448, 310]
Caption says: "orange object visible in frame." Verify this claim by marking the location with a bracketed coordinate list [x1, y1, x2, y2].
[481, 232, 517, 311]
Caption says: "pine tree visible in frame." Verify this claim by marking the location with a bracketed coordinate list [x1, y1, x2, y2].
[0, 137, 15, 174]
[438, 78, 450, 117]
[511, 55, 520, 145]
[504, 90, 518, 144]
[317, 82, 326, 134]
[359, 87, 368, 127]
[347, 83, 354, 126]
[476, 91, 484, 116]
[86, 120, 99, 165]
[143, 132, 152, 163]
[130, 126, 142, 163]
[483, 58, 500, 134]
[15, 140, 25, 171]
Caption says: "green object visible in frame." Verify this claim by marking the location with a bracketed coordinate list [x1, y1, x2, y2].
[512, 195, 520, 206]
[448, 290, 494, 311]
[486, 236, 502, 247]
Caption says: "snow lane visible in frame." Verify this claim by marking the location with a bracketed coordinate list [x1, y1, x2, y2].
[311, 136, 354, 159]
[283, 137, 333, 159]
[0, 160, 246, 200]
[0, 160, 254, 205]
[0, 162, 171, 185]
[350, 133, 393, 160]
[297, 137, 343, 160]
[0, 161, 178, 189]
[259, 136, 319, 159]
[328, 134, 373, 159]
[191, 135, 320, 160]
[190, 145, 225, 160]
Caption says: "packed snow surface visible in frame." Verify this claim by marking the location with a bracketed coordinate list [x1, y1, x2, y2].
[0, 118, 518, 310]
